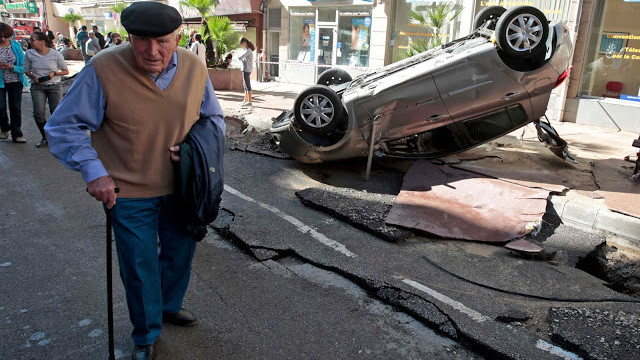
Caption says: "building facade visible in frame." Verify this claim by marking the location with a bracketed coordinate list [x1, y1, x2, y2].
[263, 0, 639, 131]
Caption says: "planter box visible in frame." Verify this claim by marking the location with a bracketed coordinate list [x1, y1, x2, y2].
[208, 68, 243, 91]
[64, 49, 83, 61]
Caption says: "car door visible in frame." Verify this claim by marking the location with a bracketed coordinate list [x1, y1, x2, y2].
[433, 59, 530, 129]
[356, 72, 453, 142]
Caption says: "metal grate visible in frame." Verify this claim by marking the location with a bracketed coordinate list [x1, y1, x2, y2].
[268, 7, 281, 29]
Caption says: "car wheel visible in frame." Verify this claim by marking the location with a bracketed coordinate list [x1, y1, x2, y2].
[316, 69, 353, 86]
[473, 6, 506, 30]
[495, 6, 549, 58]
[293, 85, 344, 135]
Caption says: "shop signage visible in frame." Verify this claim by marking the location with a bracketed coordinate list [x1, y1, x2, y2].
[5, 1, 38, 13]
[620, 95, 640, 102]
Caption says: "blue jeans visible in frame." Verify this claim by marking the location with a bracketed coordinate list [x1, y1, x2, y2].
[0, 82, 24, 139]
[108, 195, 197, 346]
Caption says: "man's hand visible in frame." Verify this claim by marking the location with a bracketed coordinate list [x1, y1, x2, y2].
[87, 176, 117, 209]
[170, 145, 180, 162]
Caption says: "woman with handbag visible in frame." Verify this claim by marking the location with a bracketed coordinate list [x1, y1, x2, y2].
[24, 31, 69, 148]
[0, 23, 29, 143]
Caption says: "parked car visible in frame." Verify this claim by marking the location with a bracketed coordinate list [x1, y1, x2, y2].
[270, 6, 575, 164]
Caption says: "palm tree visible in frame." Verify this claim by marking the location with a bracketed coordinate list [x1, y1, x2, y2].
[180, 0, 220, 66]
[203, 16, 240, 65]
[110, 1, 129, 31]
[61, 13, 84, 43]
[404, 3, 463, 58]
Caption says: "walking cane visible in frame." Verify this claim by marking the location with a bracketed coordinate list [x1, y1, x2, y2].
[106, 207, 115, 360]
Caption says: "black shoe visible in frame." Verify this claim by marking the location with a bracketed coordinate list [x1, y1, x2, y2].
[131, 343, 156, 360]
[163, 308, 198, 327]
[35, 138, 47, 148]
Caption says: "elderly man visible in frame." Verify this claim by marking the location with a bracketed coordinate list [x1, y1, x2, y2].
[45, 2, 225, 359]
[85, 32, 102, 59]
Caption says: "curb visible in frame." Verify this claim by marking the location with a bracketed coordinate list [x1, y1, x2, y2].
[548, 195, 640, 247]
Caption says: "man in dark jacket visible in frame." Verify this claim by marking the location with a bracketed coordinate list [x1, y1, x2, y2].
[92, 25, 105, 49]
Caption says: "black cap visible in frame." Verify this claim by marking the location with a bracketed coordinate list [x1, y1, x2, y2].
[121, 2, 182, 37]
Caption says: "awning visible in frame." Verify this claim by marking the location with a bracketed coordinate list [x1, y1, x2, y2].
[52, 2, 81, 17]
[215, 0, 252, 16]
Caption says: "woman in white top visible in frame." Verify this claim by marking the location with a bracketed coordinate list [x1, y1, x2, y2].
[189, 33, 206, 65]
[24, 31, 69, 148]
[238, 37, 255, 106]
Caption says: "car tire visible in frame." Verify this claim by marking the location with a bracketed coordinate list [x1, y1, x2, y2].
[495, 6, 549, 58]
[473, 6, 506, 30]
[293, 85, 344, 135]
[316, 69, 353, 86]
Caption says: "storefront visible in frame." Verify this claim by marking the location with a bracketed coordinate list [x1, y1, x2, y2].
[269, 0, 386, 84]
[563, 0, 640, 132]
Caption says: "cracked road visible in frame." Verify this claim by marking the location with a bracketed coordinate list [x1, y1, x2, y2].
[2, 103, 640, 359]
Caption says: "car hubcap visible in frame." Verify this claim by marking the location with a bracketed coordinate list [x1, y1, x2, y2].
[299, 94, 334, 128]
[506, 14, 544, 52]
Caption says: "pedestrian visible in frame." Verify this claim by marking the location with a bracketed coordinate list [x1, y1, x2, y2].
[185, 29, 196, 50]
[238, 37, 255, 106]
[85, 32, 101, 59]
[76, 25, 89, 63]
[45, 2, 225, 359]
[45, 25, 55, 42]
[0, 23, 29, 144]
[24, 31, 69, 148]
[189, 33, 206, 65]
[92, 25, 105, 49]
[104, 31, 112, 48]
[58, 38, 72, 59]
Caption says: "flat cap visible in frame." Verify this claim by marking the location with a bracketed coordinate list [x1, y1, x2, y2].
[121, 1, 182, 37]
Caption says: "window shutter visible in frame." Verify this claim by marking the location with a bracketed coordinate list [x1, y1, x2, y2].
[268, 8, 281, 29]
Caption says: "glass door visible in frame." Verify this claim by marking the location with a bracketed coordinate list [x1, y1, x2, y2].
[316, 26, 336, 78]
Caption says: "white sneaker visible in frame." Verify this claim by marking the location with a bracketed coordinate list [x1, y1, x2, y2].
[239, 101, 247, 106]
[0, 131, 8, 140]
[241, 102, 252, 107]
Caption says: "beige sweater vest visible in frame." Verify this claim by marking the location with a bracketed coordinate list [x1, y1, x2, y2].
[91, 44, 207, 198]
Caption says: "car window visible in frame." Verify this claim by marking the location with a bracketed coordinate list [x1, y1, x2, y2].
[384, 124, 466, 157]
[458, 105, 527, 146]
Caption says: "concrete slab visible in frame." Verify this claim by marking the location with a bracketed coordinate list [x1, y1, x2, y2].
[386, 161, 550, 242]
[593, 159, 640, 219]
[549, 307, 640, 360]
[295, 187, 413, 243]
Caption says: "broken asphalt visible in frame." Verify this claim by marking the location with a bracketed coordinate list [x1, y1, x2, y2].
[214, 80, 640, 360]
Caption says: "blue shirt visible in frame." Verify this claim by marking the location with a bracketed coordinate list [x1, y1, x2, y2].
[45, 52, 225, 184]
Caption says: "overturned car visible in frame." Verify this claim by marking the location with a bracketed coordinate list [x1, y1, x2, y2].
[270, 6, 575, 164]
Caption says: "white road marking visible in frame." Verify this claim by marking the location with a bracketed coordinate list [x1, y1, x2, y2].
[536, 339, 584, 360]
[78, 319, 92, 327]
[403, 278, 583, 359]
[224, 185, 356, 258]
[0, 262, 11, 267]
[402, 278, 490, 322]
[88, 329, 103, 337]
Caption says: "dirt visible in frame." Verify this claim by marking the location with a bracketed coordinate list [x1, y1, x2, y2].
[577, 243, 640, 298]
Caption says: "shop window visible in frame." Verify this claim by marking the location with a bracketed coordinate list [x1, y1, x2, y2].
[579, 0, 640, 102]
[337, 7, 371, 67]
[289, 8, 315, 62]
[390, 0, 465, 63]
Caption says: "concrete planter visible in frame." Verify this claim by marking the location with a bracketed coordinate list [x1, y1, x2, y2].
[208, 68, 243, 91]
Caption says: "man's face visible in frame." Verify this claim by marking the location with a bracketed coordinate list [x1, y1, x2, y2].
[129, 32, 180, 76]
